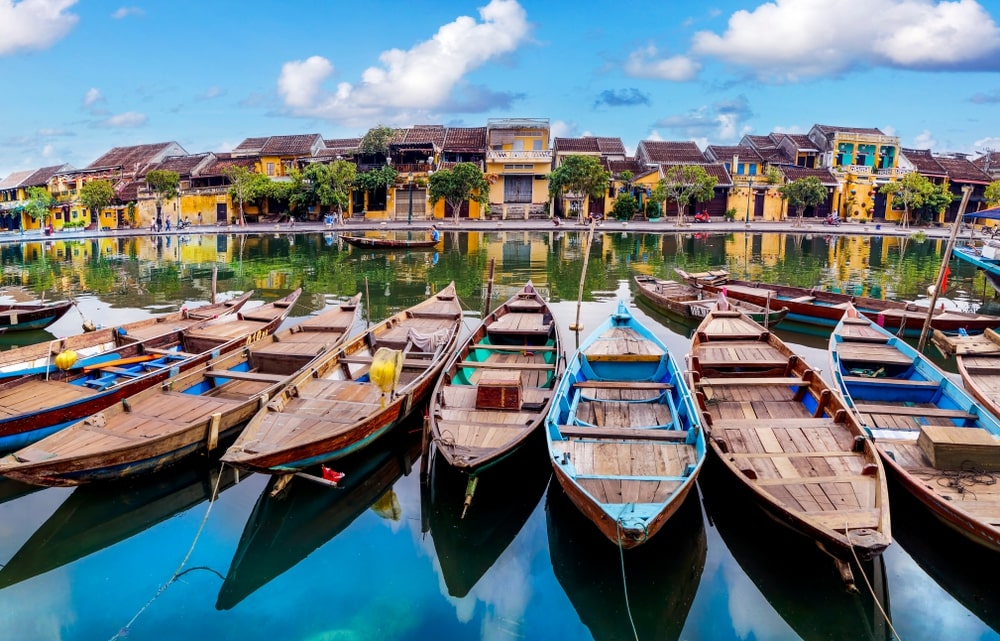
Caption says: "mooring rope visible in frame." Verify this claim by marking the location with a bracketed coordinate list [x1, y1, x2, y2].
[615, 510, 641, 641]
[108, 462, 227, 640]
[845, 524, 901, 641]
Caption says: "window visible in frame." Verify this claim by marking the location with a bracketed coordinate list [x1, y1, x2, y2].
[266, 163, 275, 176]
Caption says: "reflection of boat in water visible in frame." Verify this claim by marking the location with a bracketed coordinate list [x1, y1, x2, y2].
[701, 462, 892, 641]
[546, 482, 705, 641]
[0, 477, 43, 505]
[427, 438, 551, 598]
[216, 421, 422, 610]
[891, 477, 1000, 632]
[0, 460, 238, 589]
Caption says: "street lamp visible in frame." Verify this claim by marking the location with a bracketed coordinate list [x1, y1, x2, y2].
[407, 173, 413, 225]
[745, 177, 755, 224]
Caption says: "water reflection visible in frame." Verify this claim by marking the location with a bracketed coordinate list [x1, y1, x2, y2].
[546, 482, 706, 641]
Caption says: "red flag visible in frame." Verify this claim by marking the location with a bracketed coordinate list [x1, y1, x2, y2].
[941, 265, 950, 293]
[321, 466, 345, 483]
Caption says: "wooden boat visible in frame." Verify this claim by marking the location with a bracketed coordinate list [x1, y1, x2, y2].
[340, 233, 440, 249]
[677, 268, 1000, 336]
[0, 291, 252, 380]
[222, 283, 463, 475]
[429, 281, 562, 474]
[546, 482, 706, 641]
[830, 306, 1000, 553]
[0, 460, 238, 590]
[0, 299, 74, 332]
[687, 298, 891, 565]
[0, 289, 299, 453]
[427, 442, 551, 598]
[634, 274, 788, 326]
[217, 422, 421, 610]
[0, 294, 360, 486]
[954, 240, 1000, 279]
[545, 300, 706, 548]
[932, 327, 1000, 420]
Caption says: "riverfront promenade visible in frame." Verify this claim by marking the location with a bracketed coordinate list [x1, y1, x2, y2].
[0, 216, 979, 245]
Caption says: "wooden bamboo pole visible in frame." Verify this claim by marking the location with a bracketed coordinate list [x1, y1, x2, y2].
[569, 221, 597, 344]
[483, 258, 495, 317]
[917, 186, 972, 353]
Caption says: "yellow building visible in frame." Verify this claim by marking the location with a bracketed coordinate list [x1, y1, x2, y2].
[484, 118, 551, 220]
[807, 125, 902, 222]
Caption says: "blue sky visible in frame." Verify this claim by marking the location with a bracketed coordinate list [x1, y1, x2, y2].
[1, 0, 999, 178]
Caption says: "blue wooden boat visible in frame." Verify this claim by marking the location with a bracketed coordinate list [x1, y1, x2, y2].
[545, 300, 706, 548]
[0, 290, 298, 453]
[954, 240, 1000, 279]
[830, 305, 1000, 553]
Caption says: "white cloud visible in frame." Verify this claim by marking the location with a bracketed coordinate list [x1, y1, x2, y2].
[691, 0, 1000, 82]
[974, 136, 1000, 151]
[95, 111, 147, 128]
[111, 6, 142, 19]
[83, 87, 102, 106]
[912, 129, 938, 148]
[0, 0, 78, 56]
[625, 45, 702, 81]
[550, 120, 575, 139]
[277, 0, 531, 124]
[197, 85, 226, 101]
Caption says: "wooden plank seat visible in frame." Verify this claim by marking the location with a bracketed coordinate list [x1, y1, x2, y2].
[470, 344, 558, 352]
[204, 369, 287, 383]
[841, 375, 939, 386]
[854, 403, 978, 420]
[786, 295, 816, 303]
[339, 355, 433, 369]
[574, 473, 691, 482]
[558, 425, 689, 441]
[143, 348, 196, 359]
[712, 418, 840, 429]
[754, 474, 874, 486]
[697, 358, 789, 369]
[697, 376, 805, 387]
[409, 311, 461, 319]
[97, 366, 142, 377]
[572, 381, 673, 390]
[726, 450, 863, 458]
[457, 360, 555, 370]
[839, 334, 891, 344]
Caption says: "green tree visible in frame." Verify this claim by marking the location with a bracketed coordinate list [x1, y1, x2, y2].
[428, 162, 490, 222]
[359, 125, 395, 156]
[290, 160, 357, 221]
[23, 186, 53, 225]
[225, 166, 271, 225]
[610, 193, 638, 220]
[79, 179, 115, 227]
[984, 180, 1000, 207]
[778, 176, 828, 226]
[880, 171, 942, 229]
[547, 155, 610, 222]
[145, 169, 180, 222]
[353, 165, 398, 215]
[653, 165, 717, 225]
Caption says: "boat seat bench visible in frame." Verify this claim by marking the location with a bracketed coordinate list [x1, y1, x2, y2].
[854, 403, 978, 420]
[573, 381, 673, 390]
[204, 369, 287, 383]
[841, 375, 939, 387]
[697, 376, 806, 387]
[558, 425, 689, 441]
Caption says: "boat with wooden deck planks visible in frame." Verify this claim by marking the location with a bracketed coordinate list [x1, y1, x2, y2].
[0, 299, 75, 333]
[339, 233, 440, 249]
[953, 240, 1000, 279]
[0, 460, 239, 590]
[687, 296, 891, 565]
[0, 291, 252, 381]
[545, 300, 706, 549]
[222, 283, 463, 476]
[830, 306, 1000, 553]
[932, 327, 1000, 421]
[677, 268, 1000, 336]
[216, 422, 422, 610]
[0, 289, 298, 453]
[429, 281, 563, 474]
[633, 274, 788, 326]
[0, 294, 360, 486]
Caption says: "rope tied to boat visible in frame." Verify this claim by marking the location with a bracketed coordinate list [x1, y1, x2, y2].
[108, 462, 227, 640]
[845, 520, 901, 641]
[935, 464, 999, 497]
[615, 507, 642, 641]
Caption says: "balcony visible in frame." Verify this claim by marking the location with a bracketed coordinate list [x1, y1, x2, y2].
[486, 150, 552, 162]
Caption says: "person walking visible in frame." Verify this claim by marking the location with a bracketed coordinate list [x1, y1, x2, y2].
[155, 215, 162, 232]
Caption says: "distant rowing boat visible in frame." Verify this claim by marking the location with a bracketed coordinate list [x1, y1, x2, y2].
[340, 234, 440, 249]
[0, 299, 74, 333]
[634, 274, 787, 326]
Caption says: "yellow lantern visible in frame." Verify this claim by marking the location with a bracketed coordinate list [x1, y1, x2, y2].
[54, 350, 78, 370]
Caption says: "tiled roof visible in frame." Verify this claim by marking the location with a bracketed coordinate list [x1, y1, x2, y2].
[595, 137, 626, 156]
[553, 137, 600, 153]
[320, 138, 362, 155]
[813, 124, 887, 136]
[741, 134, 779, 150]
[608, 158, 647, 176]
[0, 169, 35, 190]
[231, 137, 270, 154]
[901, 148, 947, 176]
[639, 141, 706, 164]
[934, 155, 993, 184]
[973, 151, 1000, 173]
[705, 145, 763, 163]
[660, 162, 732, 186]
[778, 166, 839, 186]
[147, 154, 211, 176]
[442, 127, 486, 151]
[87, 142, 178, 172]
[24, 164, 71, 186]
[199, 153, 258, 177]
[261, 134, 322, 156]
[402, 125, 446, 147]
[116, 180, 141, 201]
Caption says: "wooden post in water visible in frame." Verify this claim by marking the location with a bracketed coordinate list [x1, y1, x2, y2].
[569, 221, 597, 344]
[483, 258, 495, 317]
[364, 277, 372, 328]
[211, 264, 217, 304]
[917, 186, 972, 353]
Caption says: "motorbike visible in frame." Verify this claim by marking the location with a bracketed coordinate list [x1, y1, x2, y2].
[693, 211, 711, 223]
[824, 214, 841, 227]
[177, 219, 192, 230]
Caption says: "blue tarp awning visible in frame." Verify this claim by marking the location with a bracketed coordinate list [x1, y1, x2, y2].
[965, 206, 1000, 221]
